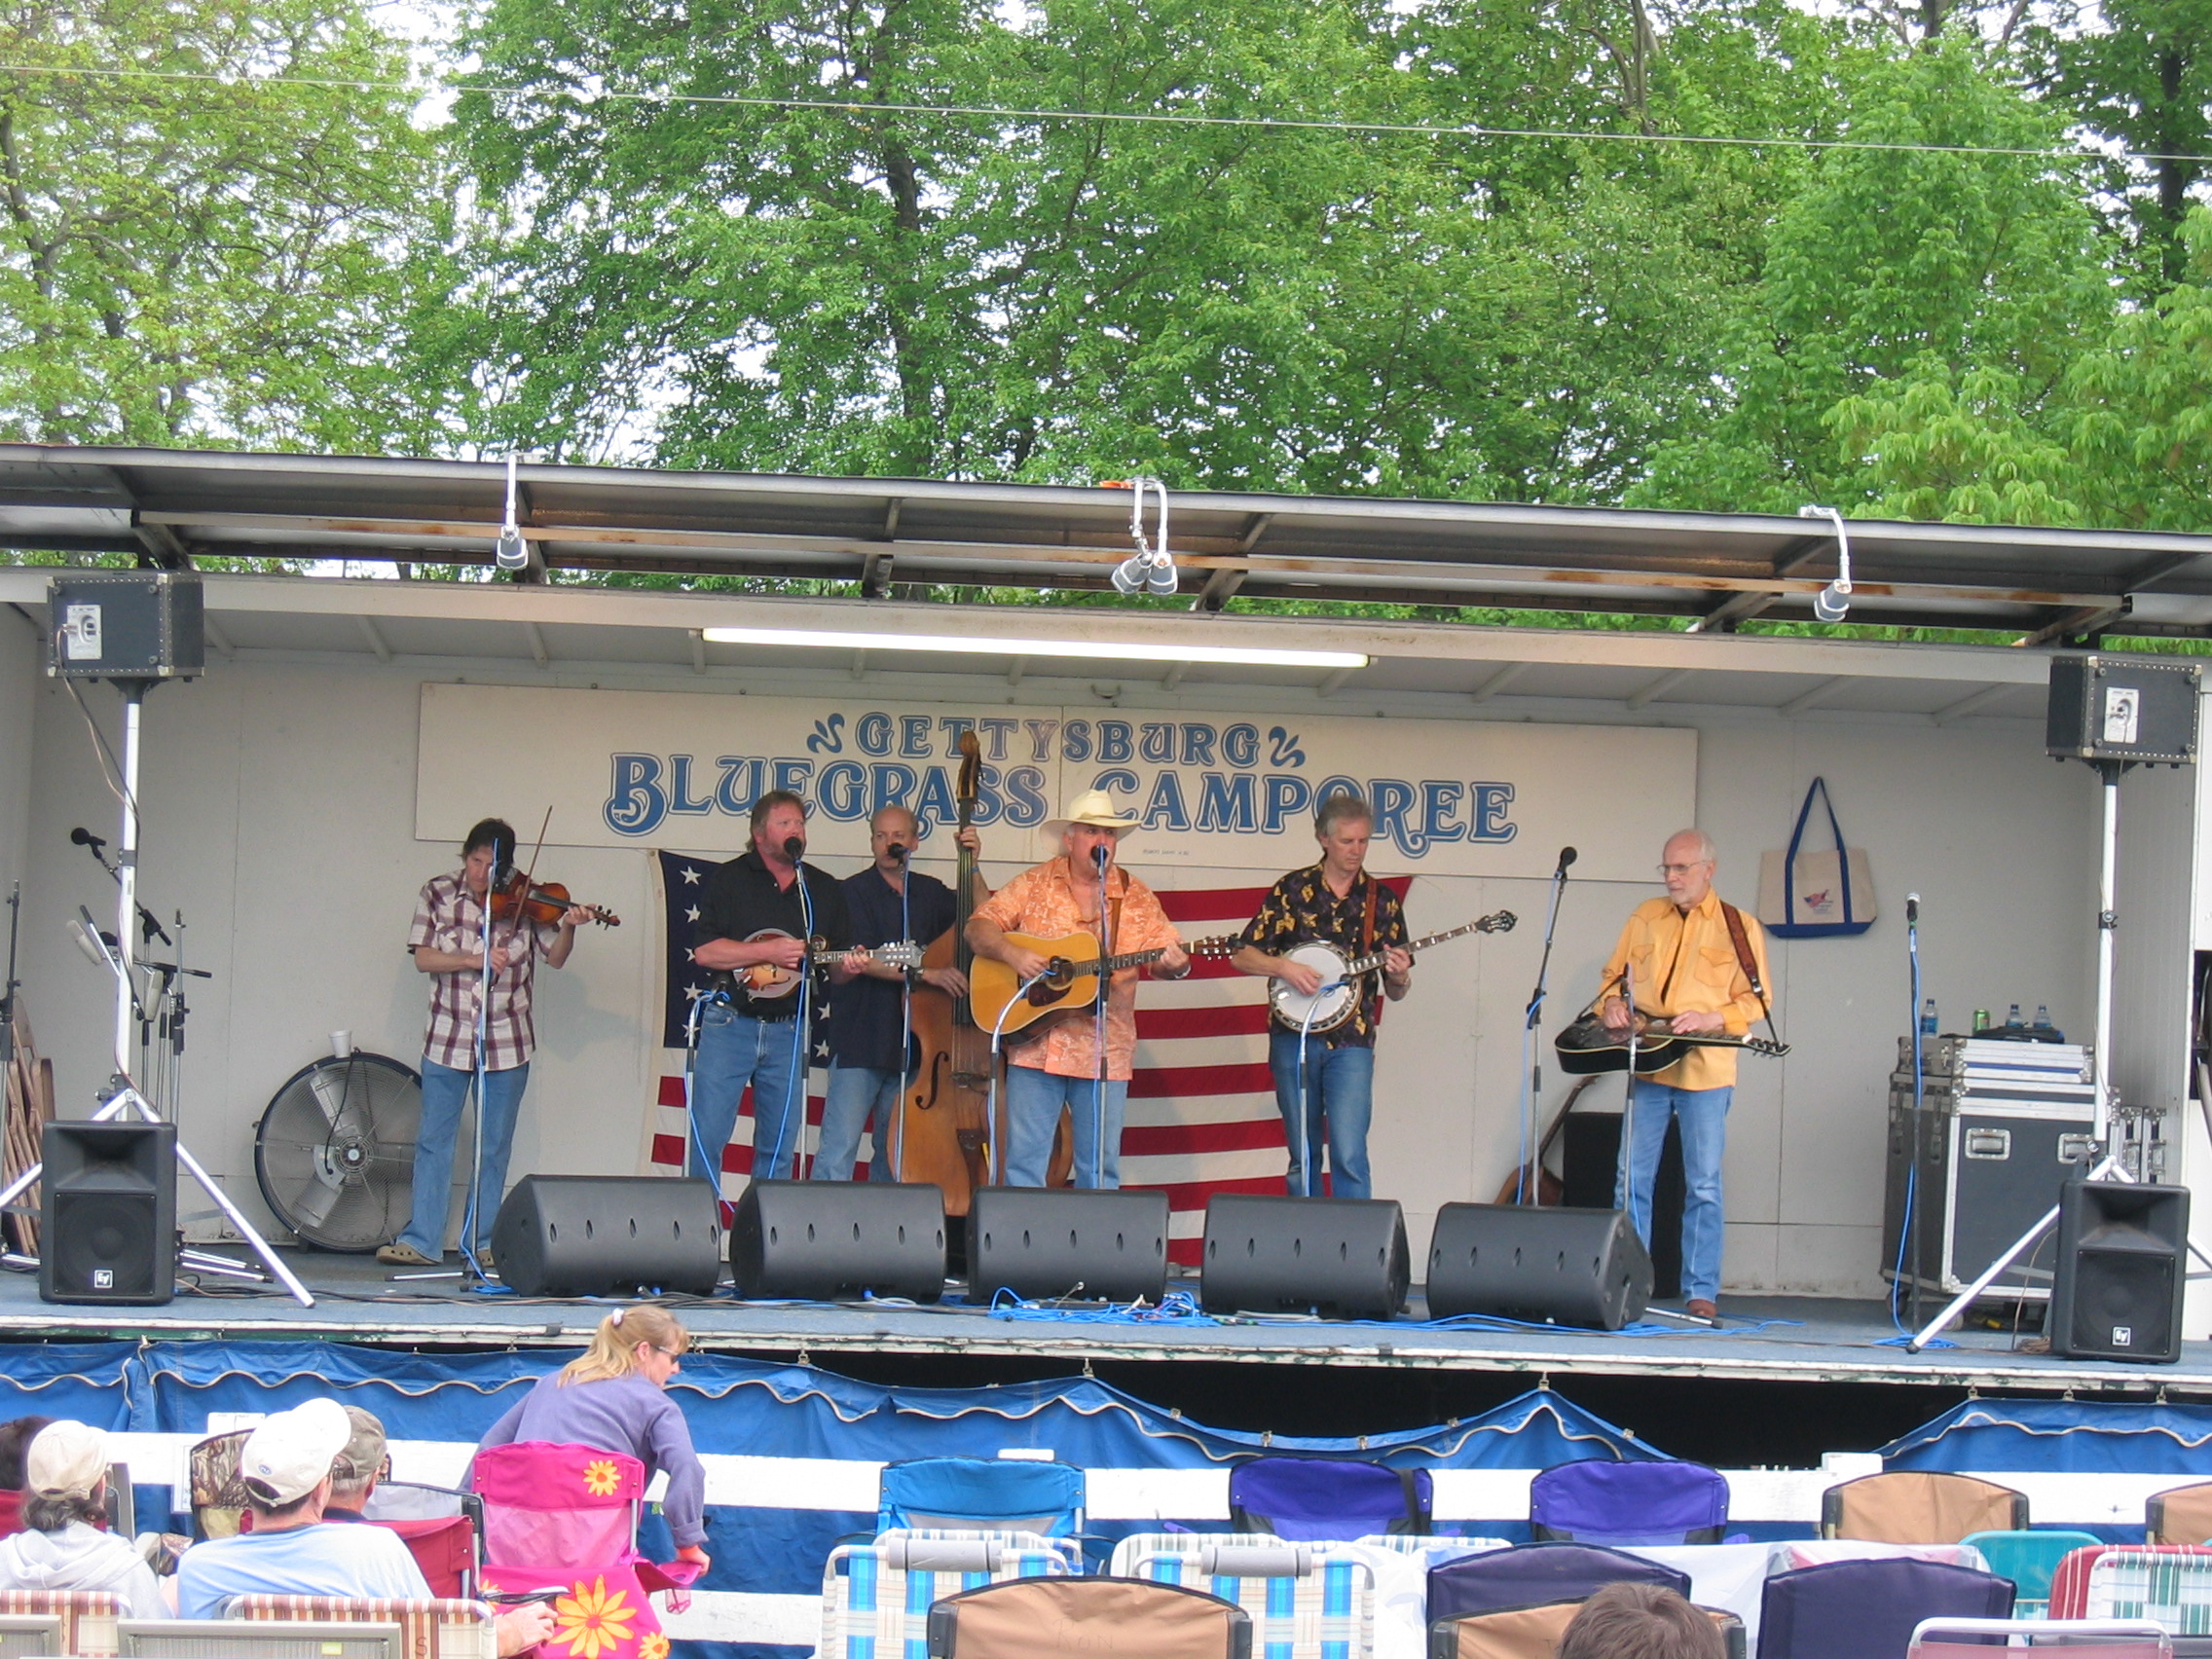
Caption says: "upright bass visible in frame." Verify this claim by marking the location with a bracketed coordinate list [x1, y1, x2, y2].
[890, 732, 993, 1209]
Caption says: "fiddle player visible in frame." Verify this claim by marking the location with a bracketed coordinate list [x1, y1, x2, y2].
[818, 807, 986, 1183]
[380, 818, 594, 1270]
[965, 789, 1189, 1189]
[1597, 829, 1773, 1322]
[690, 792, 854, 1186]
[1231, 791, 1412, 1199]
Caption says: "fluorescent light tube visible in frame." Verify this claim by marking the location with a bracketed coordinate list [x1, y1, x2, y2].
[699, 624, 1366, 671]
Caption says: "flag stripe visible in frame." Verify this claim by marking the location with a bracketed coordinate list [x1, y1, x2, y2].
[645, 851, 1391, 1261]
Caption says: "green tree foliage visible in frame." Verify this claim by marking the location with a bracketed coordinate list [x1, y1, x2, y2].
[0, 0, 446, 448]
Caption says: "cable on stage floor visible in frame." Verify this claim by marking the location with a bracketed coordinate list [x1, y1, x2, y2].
[983, 1286, 1222, 1325]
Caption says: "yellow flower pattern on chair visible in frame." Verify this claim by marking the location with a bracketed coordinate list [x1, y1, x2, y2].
[639, 1634, 670, 1659]
[581, 1458, 623, 1498]
[552, 1576, 638, 1659]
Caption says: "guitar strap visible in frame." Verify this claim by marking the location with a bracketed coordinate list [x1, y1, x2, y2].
[1718, 900, 1784, 1050]
[1359, 877, 1380, 1024]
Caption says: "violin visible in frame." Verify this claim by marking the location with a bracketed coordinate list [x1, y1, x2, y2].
[490, 870, 620, 929]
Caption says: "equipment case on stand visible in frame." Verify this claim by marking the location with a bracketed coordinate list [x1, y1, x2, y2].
[1881, 1037, 2098, 1302]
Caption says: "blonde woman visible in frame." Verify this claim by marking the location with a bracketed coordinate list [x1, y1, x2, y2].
[476, 1305, 710, 1569]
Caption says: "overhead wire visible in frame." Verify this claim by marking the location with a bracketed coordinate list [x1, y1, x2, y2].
[1, 60, 2204, 166]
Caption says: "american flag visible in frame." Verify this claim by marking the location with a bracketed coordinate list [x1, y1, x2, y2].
[639, 848, 1412, 1266]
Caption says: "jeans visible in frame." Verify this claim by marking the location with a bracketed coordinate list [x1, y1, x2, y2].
[817, 1065, 901, 1183]
[398, 1056, 530, 1259]
[690, 1003, 807, 1183]
[1004, 1065, 1127, 1188]
[1617, 1079, 1732, 1304]
[1268, 1030, 1376, 1199]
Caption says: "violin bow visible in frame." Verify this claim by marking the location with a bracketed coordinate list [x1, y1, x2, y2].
[499, 806, 554, 958]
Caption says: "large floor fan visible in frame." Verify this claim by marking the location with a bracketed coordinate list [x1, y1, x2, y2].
[254, 1051, 428, 1252]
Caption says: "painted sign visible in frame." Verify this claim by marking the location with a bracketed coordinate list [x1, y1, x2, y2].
[416, 683, 1696, 880]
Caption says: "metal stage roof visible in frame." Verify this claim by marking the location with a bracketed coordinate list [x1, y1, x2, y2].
[1, 443, 2201, 722]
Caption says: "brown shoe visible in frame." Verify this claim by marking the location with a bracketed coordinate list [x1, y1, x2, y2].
[1685, 1299, 1718, 1321]
[376, 1241, 438, 1267]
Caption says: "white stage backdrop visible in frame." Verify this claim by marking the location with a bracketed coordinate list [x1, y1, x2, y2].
[416, 683, 1696, 880]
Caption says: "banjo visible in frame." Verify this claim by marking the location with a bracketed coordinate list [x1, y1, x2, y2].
[1269, 910, 1517, 1034]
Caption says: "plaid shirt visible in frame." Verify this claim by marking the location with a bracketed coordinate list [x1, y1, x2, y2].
[409, 870, 556, 1072]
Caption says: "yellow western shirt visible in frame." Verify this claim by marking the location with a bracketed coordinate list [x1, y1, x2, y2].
[1599, 889, 1774, 1089]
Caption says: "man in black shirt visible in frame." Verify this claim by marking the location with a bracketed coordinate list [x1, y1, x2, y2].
[1231, 791, 1412, 1198]
[817, 806, 985, 1182]
[690, 791, 853, 1184]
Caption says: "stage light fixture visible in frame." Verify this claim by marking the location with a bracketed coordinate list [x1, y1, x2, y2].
[494, 453, 530, 571]
[698, 624, 1366, 671]
[1798, 504, 1853, 623]
[1107, 477, 1177, 596]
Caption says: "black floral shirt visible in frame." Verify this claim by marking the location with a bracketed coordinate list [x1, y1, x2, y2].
[1238, 864, 1411, 1046]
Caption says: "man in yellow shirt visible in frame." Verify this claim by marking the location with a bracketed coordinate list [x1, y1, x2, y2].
[1599, 829, 1773, 1321]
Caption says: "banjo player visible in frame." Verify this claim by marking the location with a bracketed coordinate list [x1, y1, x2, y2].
[1231, 792, 1413, 1199]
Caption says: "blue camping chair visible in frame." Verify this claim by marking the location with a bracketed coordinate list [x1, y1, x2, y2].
[1530, 1459, 1731, 1546]
[1228, 1457, 1432, 1542]
[1426, 1543, 1690, 1626]
[1961, 1530, 2104, 1618]
[1757, 1557, 2014, 1659]
[877, 1457, 1087, 1539]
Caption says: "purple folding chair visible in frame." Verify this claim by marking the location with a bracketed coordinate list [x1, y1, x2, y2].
[1530, 1459, 1731, 1546]
[1228, 1457, 1432, 1542]
[1757, 1556, 2015, 1659]
[1427, 1543, 1691, 1625]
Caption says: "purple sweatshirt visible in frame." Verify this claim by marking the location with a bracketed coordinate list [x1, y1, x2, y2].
[477, 1371, 708, 1547]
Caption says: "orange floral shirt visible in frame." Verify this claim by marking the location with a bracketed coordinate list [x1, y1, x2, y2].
[973, 858, 1183, 1082]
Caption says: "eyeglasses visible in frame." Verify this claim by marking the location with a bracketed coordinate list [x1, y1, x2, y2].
[1657, 862, 1712, 876]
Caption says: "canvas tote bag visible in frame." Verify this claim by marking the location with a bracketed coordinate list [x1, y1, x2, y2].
[1757, 777, 1876, 938]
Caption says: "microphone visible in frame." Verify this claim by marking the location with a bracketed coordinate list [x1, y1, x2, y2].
[784, 835, 806, 863]
[885, 843, 909, 863]
[1557, 846, 1577, 872]
[1092, 843, 1111, 870]
[70, 827, 105, 852]
[1906, 892, 1920, 924]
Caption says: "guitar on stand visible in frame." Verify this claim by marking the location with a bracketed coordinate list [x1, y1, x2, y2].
[1267, 911, 1518, 1035]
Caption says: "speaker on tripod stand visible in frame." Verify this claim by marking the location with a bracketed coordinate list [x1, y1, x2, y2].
[40, 1121, 175, 1306]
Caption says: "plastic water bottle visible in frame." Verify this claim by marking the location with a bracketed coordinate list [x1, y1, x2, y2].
[2007, 1003, 2022, 1028]
[2033, 1005, 2051, 1031]
[1921, 998, 1938, 1037]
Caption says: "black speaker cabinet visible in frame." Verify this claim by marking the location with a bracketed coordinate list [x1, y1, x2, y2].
[971, 1186, 1169, 1304]
[2046, 654, 2200, 765]
[1425, 1203, 1654, 1330]
[41, 1121, 175, 1306]
[490, 1175, 723, 1297]
[1563, 1111, 1684, 1301]
[729, 1180, 946, 1302]
[2050, 1179, 2190, 1363]
[47, 572, 203, 681]
[1200, 1194, 1409, 1319]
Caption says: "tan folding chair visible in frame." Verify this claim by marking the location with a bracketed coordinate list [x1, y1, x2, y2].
[925, 1575, 1251, 1659]
[231, 1592, 499, 1659]
[0, 1589, 127, 1657]
[2150, 1486, 2212, 1547]
[1822, 1471, 2028, 1543]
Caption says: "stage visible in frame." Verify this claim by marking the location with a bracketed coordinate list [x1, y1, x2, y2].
[0, 1249, 2200, 1399]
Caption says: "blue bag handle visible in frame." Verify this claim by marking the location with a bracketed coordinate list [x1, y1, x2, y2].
[1783, 777, 1855, 925]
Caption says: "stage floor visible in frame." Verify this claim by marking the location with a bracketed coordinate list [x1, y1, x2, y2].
[0, 1249, 2199, 1394]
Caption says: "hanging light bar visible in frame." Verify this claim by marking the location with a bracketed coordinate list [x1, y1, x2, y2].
[698, 623, 1366, 670]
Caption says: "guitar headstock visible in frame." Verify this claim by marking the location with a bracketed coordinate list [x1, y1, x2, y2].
[1749, 1038, 1791, 1057]
[1479, 910, 1518, 933]
[1187, 936, 1244, 959]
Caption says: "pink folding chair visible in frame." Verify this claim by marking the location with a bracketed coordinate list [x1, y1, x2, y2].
[472, 1441, 703, 1659]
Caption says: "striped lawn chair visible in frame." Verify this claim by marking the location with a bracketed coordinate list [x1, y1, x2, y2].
[820, 1529, 1076, 1659]
[229, 1594, 499, 1659]
[0, 1589, 126, 1657]
[2083, 1551, 2212, 1636]
[2053, 1549, 2212, 1621]
[1130, 1539, 1375, 1659]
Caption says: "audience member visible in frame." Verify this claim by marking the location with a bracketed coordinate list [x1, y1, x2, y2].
[476, 1304, 710, 1570]
[323, 1407, 389, 1523]
[1557, 1583, 1725, 1659]
[0, 1415, 54, 1538]
[0, 1421, 163, 1616]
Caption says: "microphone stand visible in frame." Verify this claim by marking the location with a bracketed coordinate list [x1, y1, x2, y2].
[893, 844, 912, 1184]
[784, 836, 816, 1182]
[1516, 850, 1575, 1203]
[1091, 842, 1112, 1190]
[71, 830, 172, 952]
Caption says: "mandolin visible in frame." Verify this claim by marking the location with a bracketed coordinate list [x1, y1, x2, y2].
[1268, 910, 1518, 1035]
[1553, 1012, 1789, 1076]
[971, 934, 1239, 1038]
[738, 929, 922, 999]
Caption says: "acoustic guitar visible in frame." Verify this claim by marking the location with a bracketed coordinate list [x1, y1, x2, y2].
[738, 928, 923, 999]
[970, 933, 1239, 1038]
[1553, 1012, 1789, 1076]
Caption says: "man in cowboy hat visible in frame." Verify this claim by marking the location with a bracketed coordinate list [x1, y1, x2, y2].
[967, 789, 1191, 1187]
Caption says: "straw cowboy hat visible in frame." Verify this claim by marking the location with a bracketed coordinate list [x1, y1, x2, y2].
[1045, 788, 1141, 838]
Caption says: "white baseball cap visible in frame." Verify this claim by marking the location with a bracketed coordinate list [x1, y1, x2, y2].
[239, 1398, 351, 1505]
[25, 1421, 107, 1498]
